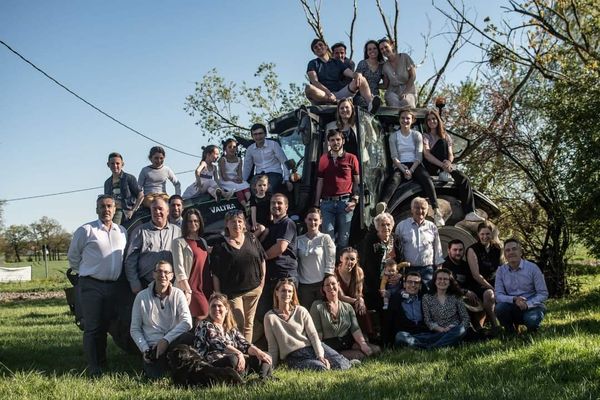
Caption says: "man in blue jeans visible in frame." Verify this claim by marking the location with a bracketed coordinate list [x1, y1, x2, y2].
[314, 130, 360, 250]
[392, 272, 466, 349]
[495, 238, 548, 333]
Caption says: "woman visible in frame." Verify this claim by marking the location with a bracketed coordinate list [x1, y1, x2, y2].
[335, 247, 373, 339]
[466, 222, 502, 331]
[379, 107, 444, 226]
[422, 109, 484, 222]
[218, 138, 251, 207]
[354, 40, 384, 108]
[172, 209, 212, 323]
[422, 268, 470, 346]
[310, 274, 380, 360]
[194, 293, 273, 379]
[378, 38, 416, 108]
[263, 278, 351, 371]
[297, 208, 336, 308]
[211, 209, 265, 342]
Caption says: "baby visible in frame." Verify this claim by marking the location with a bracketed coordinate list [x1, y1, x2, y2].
[380, 259, 410, 310]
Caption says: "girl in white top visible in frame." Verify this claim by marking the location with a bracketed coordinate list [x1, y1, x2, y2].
[194, 145, 232, 201]
[218, 138, 251, 207]
[379, 108, 444, 226]
[138, 146, 181, 207]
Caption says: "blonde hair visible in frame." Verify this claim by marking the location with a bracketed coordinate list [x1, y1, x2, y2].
[272, 279, 299, 309]
[208, 293, 237, 332]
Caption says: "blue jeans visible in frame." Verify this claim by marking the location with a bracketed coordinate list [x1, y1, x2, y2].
[495, 302, 545, 332]
[285, 344, 351, 371]
[321, 199, 354, 249]
[395, 325, 466, 349]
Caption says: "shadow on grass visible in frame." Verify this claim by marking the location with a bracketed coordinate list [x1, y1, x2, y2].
[0, 297, 68, 309]
[550, 287, 600, 313]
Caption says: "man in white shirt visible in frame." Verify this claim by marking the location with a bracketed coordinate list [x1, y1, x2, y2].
[242, 123, 293, 193]
[130, 260, 192, 379]
[67, 195, 127, 377]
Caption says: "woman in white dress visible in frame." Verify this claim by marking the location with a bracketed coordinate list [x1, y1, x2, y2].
[218, 138, 251, 206]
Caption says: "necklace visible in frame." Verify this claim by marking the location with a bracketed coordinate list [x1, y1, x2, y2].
[229, 234, 244, 246]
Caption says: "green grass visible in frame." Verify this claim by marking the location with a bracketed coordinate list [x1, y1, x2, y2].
[0, 260, 69, 292]
[1, 275, 599, 399]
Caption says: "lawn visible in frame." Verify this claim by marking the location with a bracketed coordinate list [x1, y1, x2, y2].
[0, 273, 599, 399]
[0, 259, 70, 292]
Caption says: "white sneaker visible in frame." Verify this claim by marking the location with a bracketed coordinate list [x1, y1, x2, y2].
[433, 209, 445, 227]
[350, 359, 362, 367]
[465, 211, 485, 222]
[438, 171, 451, 182]
[375, 202, 387, 215]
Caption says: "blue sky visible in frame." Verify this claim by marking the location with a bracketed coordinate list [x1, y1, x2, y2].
[0, 0, 511, 232]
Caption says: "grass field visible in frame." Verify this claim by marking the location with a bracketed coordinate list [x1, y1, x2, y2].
[1, 271, 599, 399]
[0, 260, 70, 292]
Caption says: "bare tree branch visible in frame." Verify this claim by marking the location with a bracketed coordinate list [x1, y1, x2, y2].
[348, 0, 358, 60]
[299, 0, 325, 41]
[393, 0, 399, 45]
[375, 0, 394, 42]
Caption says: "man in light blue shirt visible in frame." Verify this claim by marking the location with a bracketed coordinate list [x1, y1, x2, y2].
[495, 238, 548, 333]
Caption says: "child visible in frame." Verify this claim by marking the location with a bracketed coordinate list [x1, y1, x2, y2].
[104, 152, 143, 224]
[249, 174, 271, 238]
[380, 259, 410, 310]
[194, 145, 232, 201]
[218, 138, 251, 206]
[138, 146, 181, 208]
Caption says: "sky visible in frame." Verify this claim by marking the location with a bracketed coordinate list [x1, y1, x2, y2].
[0, 0, 512, 232]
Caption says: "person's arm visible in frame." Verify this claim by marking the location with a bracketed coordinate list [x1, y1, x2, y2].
[408, 131, 423, 173]
[345, 173, 360, 212]
[403, 65, 416, 94]
[314, 177, 324, 207]
[263, 313, 279, 368]
[167, 167, 181, 195]
[466, 248, 494, 290]
[323, 234, 336, 275]
[433, 227, 445, 267]
[130, 293, 150, 353]
[309, 302, 324, 339]
[218, 158, 230, 182]
[250, 205, 258, 231]
[422, 295, 442, 332]
[494, 266, 512, 303]
[124, 226, 144, 293]
[163, 289, 193, 344]
[242, 149, 254, 182]
[248, 344, 272, 365]
[67, 226, 86, 273]
[456, 296, 471, 329]
[172, 239, 192, 302]
[195, 161, 207, 180]
[307, 70, 332, 95]
[273, 142, 291, 182]
[527, 264, 549, 307]
[265, 239, 289, 260]
[302, 308, 326, 364]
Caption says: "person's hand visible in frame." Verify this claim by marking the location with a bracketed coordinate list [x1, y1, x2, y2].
[379, 289, 387, 298]
[515, 296, 528, 310]
[155, 338, 169, 358]
[185, 291, 192, 305]
[359, 342, 372, 356]
[345, 201, 357, 212]
[234, 177, 243, 183]
[388, 273, 401, 286]
[403, 169, 413, 180]
[355, 298, 367, 315]
[442, 160, 452, 172]
[464, 290, 479, 304]
[318, 356, 331, 370]
[256, 349, 272, 365]
[235, 352, 246, 372]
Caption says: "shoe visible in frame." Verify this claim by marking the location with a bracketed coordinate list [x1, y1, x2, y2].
[465, 211, 485, 222]
[224, 190, 235, 200]
[368, 95, 381, 114]
[350, 359, 362, 367]
[433, 209, 445, 227]
[215, 188, 222, 202]
[438, 171, 451, 182]
[375, 202, 387, 215]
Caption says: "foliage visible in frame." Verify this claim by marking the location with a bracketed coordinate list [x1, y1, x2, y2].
[1, 273, 599, 399]
[2, 217, 71, 263]
[3, 225, 31, 263]
[184, 63, 307, 142]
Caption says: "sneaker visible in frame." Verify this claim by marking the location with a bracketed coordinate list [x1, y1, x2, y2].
[368, 95, 381, 114]
[433, 209, 445, 227]
[350, 359, 362, 367]
[215, 188, 222, 202]
[465, 211, 485, 222]
[375, 202, 387, 215]
[438, 171, 451, 182]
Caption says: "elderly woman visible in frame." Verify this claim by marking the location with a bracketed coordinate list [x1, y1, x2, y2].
[211, 209, 265, 342]
[172, 209, 212, 323]
[194, 293, 272, 379]
[466, 222, 502, 332]
[378, 38, 416, 108]
[263, 278, 351, 371]
[421, 268, 470, 347]
[310, 274, 380, 360]
[423, 109, 484, 222]
[297, 208, 336, 308]
[354, 40, 384, 107]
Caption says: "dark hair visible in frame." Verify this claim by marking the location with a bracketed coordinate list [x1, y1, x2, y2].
[425, 109, 447, 140]
[271, 192, 289, 206]
[222, 138, 238, 152]
[432, 268, 462, 297]
[363, 40, 383, 62]
[398, 106, 415, 119]
[310, 38, 327, 52]
[377, 37, 394, 48]
[169, 194, 183, 205]
[148, 146, 165, 160]
[96, 194, 115, 205]
[202, 145, 219, 161]
[504, 238, 521, 248]
[326, 129, 344, 140]
[250, 123, 267, 134]
[107, 152, 123, 161]
[405, 271, 422, 280]
[305, 207, 322, 217]
[181, 208, 204, 237]
[223, 209, 245, 236]
[447, 239, 464, 249]
[331, 42, 346, 52]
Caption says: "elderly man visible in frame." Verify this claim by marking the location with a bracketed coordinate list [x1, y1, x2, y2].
[394, 197, 444, 292]
[168, 194, 183, 227]
[304, 38, 380, 112]
[495, 239, 548, 333]
[67, 195, 127, 376]
[130, 260, 192, 379]
[125, 197, 182, 294]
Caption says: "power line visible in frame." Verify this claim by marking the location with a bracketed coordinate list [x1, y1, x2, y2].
[3, 170, 195, 202]
[0, 38, 201, 158]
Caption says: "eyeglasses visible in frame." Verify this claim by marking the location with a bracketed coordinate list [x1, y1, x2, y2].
[154, 270, 173, 276]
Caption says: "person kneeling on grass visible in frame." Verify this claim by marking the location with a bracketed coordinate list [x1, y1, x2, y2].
[130, 260, 193, 379]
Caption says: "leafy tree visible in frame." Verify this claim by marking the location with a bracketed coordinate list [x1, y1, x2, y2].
[4, 225, 30, 263]
[29, 217, 66, 262]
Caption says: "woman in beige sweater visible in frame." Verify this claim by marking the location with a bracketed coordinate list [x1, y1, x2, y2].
[263, 278, 351, 371]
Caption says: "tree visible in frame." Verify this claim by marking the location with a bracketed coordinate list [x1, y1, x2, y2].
[29, 217, 66, 262]
[4, 225, 31, 263]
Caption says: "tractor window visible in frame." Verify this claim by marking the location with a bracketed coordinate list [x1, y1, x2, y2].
[279, 128, 304, 171]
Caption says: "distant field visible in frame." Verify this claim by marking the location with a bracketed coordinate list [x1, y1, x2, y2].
[0, 260, 69, 292]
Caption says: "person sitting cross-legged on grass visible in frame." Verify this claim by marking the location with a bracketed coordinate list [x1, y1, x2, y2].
[494, 238, 548, 334]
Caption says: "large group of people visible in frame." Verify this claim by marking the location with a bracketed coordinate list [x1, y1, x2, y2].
[65, 36, 550, 382]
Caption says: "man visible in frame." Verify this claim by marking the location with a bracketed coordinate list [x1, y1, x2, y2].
[168, 194, 183, 227]
[314, 130, 360, 249]
[256, 193, 298, 320]
[130, 260, 192, 379]
[304, 38, 380, 112]
[104, 152, 143, 225]
[331, 42, 355, 85]
[124, 197, 182, 294]
[394, 197, 444, 291]
[67, 195, 127, 376]
[495, 239, 548, 333]
[391, 272, 465, 349]
[242, 123, 293, 194]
